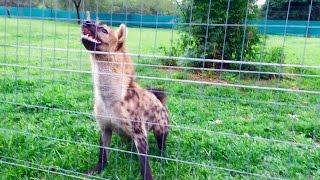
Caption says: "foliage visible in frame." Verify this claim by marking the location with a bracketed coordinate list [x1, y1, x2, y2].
[159, 40, 185, 66]
[159, 47, 178, 66]
[175, 0, 261, 68]
[260, 0, 320, 20]
[0, 0, 176, 15]
[0, 0, 41, 7]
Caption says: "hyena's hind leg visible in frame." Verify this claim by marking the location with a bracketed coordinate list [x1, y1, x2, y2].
[153, 108, 169, 152]
[153, 124, 168, 152]
[148, 88, 169, 152]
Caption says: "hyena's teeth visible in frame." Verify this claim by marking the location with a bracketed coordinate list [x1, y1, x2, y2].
[81, 34, 101, 44]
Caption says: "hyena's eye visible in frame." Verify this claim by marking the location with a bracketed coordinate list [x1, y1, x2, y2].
[101, 28, 108, 34]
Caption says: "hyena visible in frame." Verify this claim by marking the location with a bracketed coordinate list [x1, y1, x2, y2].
[81, 20, 169, 180]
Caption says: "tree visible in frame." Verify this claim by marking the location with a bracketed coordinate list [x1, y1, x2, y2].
[2, 0, 10, 16]
[0, 0, 43, 7]
[0, 0, 176, 15]
[0, 0, 42, 17]
[260, 0, 320, 20]
[73, 0, 81, 24]
[174, 0, 261, 68]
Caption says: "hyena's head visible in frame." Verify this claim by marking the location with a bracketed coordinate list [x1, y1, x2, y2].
[81, 20, 127, 52]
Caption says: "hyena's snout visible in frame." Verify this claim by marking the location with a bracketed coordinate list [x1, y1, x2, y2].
[81, 20, 103, 49]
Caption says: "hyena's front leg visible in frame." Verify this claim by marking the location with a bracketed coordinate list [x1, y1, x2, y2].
[133, 135, 153, 180]
[88, 128, 112, 174]
[132, 121, 153, 180]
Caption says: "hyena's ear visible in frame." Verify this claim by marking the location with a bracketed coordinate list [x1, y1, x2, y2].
[117, 24, 127, 43]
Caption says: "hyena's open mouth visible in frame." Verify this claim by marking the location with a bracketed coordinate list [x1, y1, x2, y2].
[81, 23, 102, 45]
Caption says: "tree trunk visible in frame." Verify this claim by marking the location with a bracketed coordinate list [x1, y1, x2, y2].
[73, 0, 81, 24]
[6, 8, 10, 17]
[5, 0, 10, 17]
[75, 7, 80, 24]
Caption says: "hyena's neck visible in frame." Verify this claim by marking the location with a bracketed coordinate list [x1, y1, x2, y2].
[91, 51, 135, 106]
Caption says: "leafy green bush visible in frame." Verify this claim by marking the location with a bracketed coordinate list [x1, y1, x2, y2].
[175, 0, 261, 68]
[159, 1, 286, 80]
[260, 0, 320, 21]
[159, 42, 183, 66]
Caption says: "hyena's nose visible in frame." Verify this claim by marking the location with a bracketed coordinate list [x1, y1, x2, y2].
[83, 20, 94, 26]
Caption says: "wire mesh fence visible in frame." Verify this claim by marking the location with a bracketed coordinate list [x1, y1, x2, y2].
[0, 0, 319, 179]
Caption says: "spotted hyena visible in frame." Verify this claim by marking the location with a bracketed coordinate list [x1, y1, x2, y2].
[81, 20, 169, 180]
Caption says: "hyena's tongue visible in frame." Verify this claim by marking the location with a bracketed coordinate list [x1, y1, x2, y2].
[82, 27, 101, 44]
[83, 28, 92, 36]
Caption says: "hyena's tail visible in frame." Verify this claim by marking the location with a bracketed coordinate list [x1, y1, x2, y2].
[148, 88, 166, 105]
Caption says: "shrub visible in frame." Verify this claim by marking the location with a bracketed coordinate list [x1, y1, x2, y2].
[160, 1, 285, 80]
[159, 43, 182, 66]
[260, 0, 320, 21]
[175, 0, 261, 68]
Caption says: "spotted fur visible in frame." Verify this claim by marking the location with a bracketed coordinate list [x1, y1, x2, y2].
[81, 20, 169, 180]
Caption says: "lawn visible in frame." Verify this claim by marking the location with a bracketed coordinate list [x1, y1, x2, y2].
[0, 17, 319, 179]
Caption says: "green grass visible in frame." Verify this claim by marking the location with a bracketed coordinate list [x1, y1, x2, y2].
[266, 35, 320, 66]
[0, 17, 319, 179]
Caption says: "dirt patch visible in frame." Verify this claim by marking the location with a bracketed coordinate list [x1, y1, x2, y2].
[157, 66, 184, 73]
[158, 67, 228, 83]
[189, 70, 227, 83]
